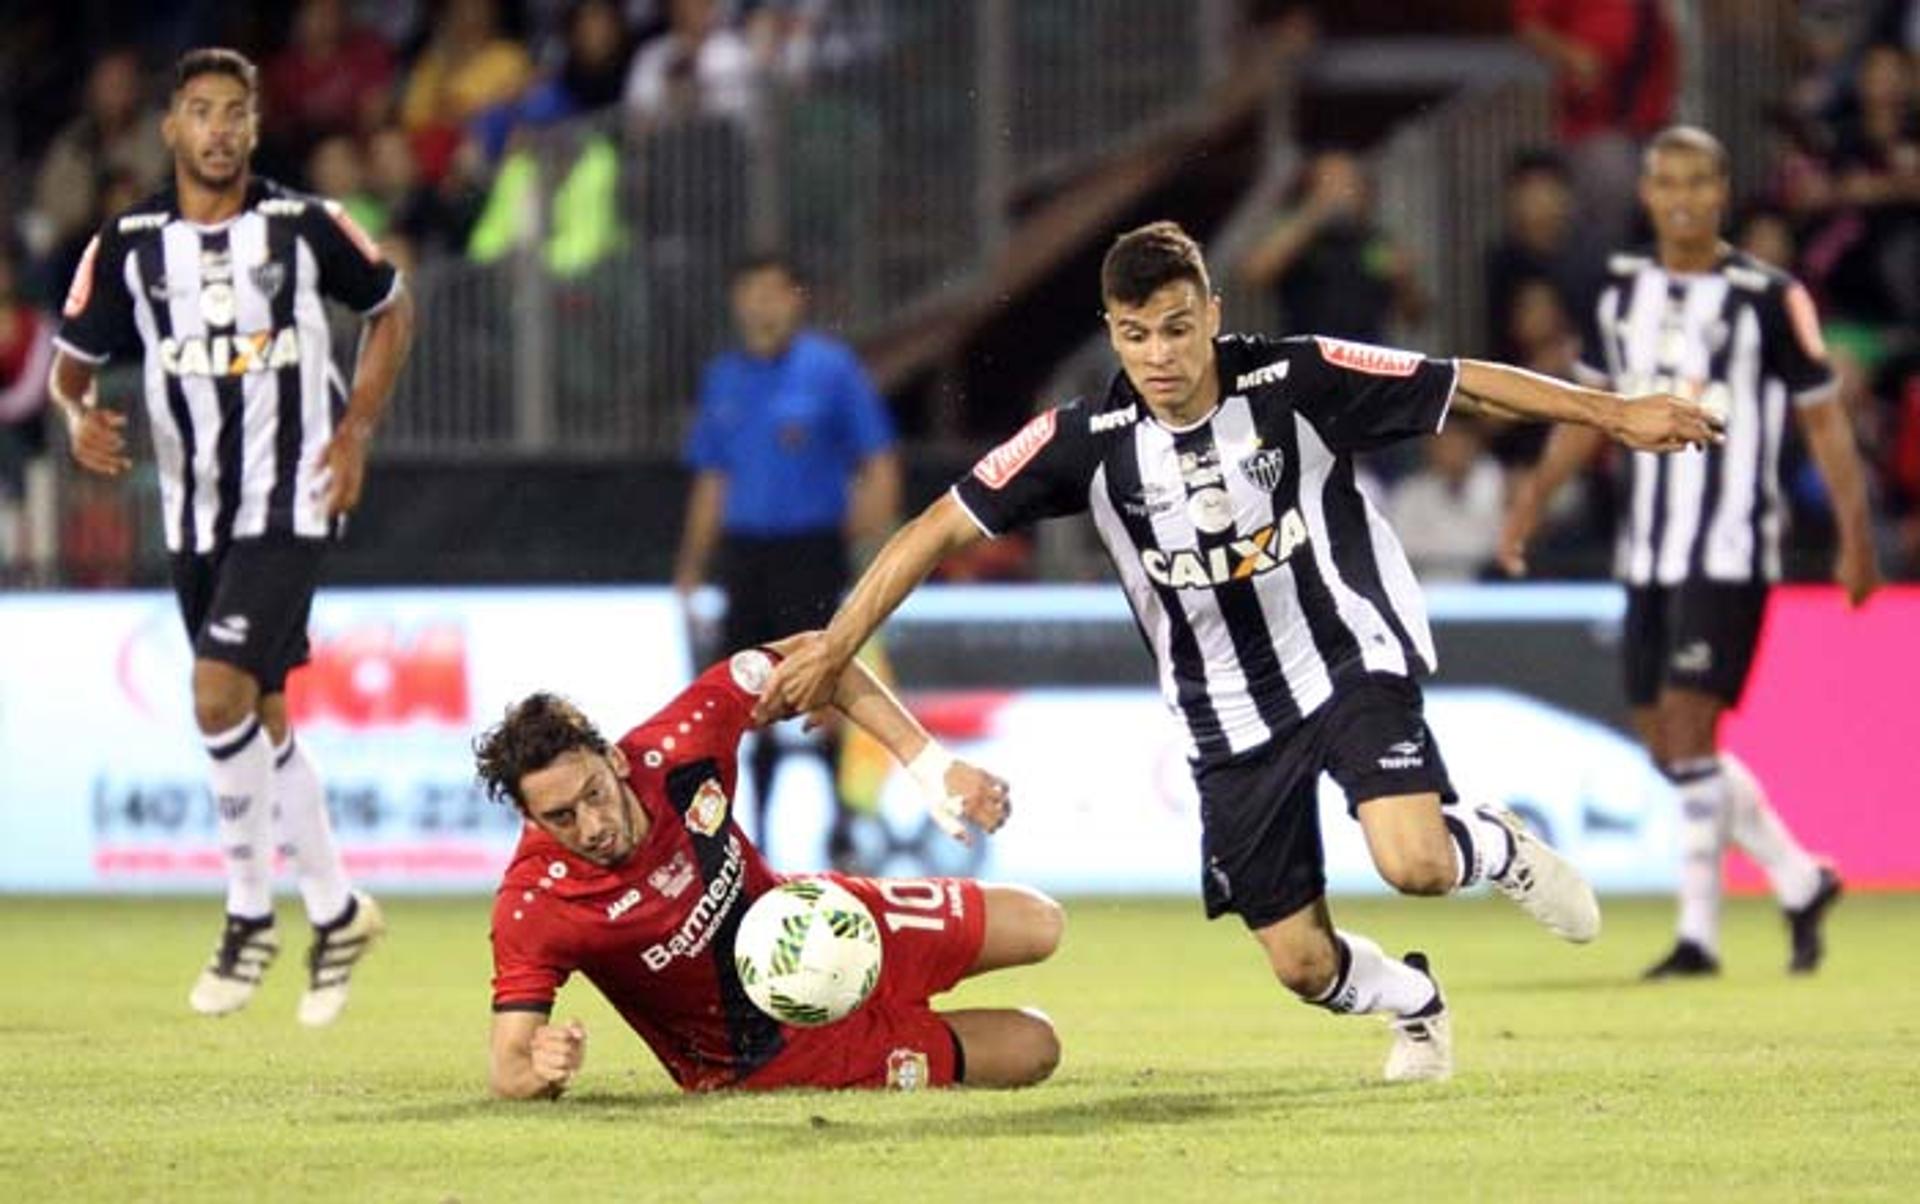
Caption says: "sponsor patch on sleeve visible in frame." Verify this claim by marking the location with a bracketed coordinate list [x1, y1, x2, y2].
[970, 410, 1058, 490]
[63, 236, 100, 319]
[1313, 336, 1422, 377]
[324, 199, 385, 263]
[1784, 282, 1829, 363]
[729, 649, 774, 694]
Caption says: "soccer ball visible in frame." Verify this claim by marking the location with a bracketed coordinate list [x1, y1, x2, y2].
[733, 879, 883, 1027]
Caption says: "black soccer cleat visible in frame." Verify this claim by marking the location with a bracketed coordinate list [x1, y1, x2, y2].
[1642, 939, 1720, 980]
[1785, 867, 1844, 975]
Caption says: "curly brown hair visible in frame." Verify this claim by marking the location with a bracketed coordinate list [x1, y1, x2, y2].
[473, 693, 611, 811]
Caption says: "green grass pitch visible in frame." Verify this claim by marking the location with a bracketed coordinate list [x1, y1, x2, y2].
[3, 893, 1913, 1201]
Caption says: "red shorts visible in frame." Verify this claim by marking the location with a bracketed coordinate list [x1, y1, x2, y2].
[740, 876, 987, 1091]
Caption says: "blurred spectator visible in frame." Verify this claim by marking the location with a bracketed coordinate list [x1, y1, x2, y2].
[27, 50, 168, 291]
[1236, 149, 1426, 342]
[1875, 347, 1920, 575]
[1385, 418, 1506, 582]
[743, 0, 826, 83]
[1484, 149, 1601, 363]
[1735, 201, 1800, 271]
[624, 0, 758, 124]
[306, 135, 388, 239]
[263, 0, 396, 163]
[1514, 0, 1679, 248]
[474, 0, 634, 159]
[1798, 43, 1920, 325]
[400, 0, 534, 180]
[0, 246, 54, 577]
[365, 124, 470, 257]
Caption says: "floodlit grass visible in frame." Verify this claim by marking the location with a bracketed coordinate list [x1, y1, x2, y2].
[3, 893, 1913, 1202]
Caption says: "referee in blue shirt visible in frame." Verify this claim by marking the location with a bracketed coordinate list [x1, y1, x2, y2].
[674, 252, 901, 867]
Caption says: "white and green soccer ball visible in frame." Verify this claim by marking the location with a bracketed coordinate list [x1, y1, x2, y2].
[733, 879, 883, 1027]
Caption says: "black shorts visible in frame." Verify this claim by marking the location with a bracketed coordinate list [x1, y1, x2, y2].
[170, 536, 326, 695]
[1622, 582, 1770, 708]
[1197, 673, 1457, 930]
[719, 532, 848, 653]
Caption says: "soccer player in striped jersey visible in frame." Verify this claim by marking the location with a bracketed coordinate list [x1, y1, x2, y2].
[1503, 126, 1879, 979]
[48, 49, 415, 1024]
[756, 221, 1720, 1082]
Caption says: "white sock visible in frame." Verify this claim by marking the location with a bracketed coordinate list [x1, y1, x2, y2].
[1310, 930, 1440, 1018]
[1721, 752, 1823, 910]
[205, 717, 274, 919]
[272, 733, 353, 926]
[1442, 803, 1516, 888]
[1669, 757, 1729, 953]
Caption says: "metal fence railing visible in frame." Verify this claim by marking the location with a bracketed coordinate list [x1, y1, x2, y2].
[371, 1, 1226, 461]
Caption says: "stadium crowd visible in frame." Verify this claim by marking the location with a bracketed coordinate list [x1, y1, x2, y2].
[1, 1, 1915, 583]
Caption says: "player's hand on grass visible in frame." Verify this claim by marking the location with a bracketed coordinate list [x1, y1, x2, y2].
[1611, 393, 1725, 453]
[313, 419, 371, 518]
[1837, 536, 1881, 608]
[64, 404, 132, 476]
[530, 1019, 586, 1092]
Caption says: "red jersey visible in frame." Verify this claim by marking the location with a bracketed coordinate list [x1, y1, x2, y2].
[1514, 0, 1676, 141]
[491, 652, 791, 1091]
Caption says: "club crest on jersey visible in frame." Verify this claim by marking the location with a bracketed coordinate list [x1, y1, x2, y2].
[1239, 448, 1286, 493]
[685, 778, 729, 837]
[250, 261, 287, 300]
[1314, 336, 1421, 377]
[972, 411, 1057, 490]
[886, 1047, 930, 1092]
[1140, 508, 1309, 589]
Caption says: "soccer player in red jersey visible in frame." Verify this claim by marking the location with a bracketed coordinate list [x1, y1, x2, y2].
[475, 637, 1064, 1098]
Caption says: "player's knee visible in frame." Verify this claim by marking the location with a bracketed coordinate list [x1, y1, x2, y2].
[992, 885, 1066, 967]
[1011, 1010, 1061, 1086]
[191, 663, 258, 734]
[1022, 891, 1066, 964]
[1376, 842, 1455, 897]
[1268, 943, 1340, 1000]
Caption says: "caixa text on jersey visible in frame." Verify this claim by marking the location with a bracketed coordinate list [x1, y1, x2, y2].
[159, 328, 301, 377]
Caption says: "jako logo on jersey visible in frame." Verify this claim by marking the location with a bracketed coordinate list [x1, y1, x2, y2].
[1314, 337, 1422, 377]
[606, 887, 644, 921]
[972, 411, 1058, 490]
[160, 329, 301, 377]
[1234, 359, 1290, 391]
[686, 778, 729, 837]
[1140, 509, 1309, 589]
[642, 834, 746, 970]
[1089, 405, 1137, 433]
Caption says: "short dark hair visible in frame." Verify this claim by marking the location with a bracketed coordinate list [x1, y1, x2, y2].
[1101, 221, 1210, 307]
[1506, 147, 1571, 186]
[1644, 125, 1730, 178]
[474, 693, 611, 811]
[173, 48, 259, 101]
[731, 251, 803, 286]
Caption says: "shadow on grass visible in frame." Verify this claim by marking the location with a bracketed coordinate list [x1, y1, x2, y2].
[363, 1078, 1405, 1141]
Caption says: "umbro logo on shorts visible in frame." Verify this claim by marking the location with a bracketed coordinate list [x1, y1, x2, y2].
[206, 614, 252, 646]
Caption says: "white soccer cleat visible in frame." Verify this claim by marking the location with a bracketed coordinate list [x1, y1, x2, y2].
[1384, 952, 1452, 1084]
[189, 914, 280, 1016]
[297, 892, 386, 1028]
[1485, 805, 1601, 944]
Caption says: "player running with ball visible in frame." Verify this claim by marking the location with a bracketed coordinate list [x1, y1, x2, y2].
[477, 636, 1063, 1097]
[759, 221, 1723, 1083]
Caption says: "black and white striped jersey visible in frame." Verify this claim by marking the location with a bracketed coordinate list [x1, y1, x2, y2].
[952, 334, 1458, 763]
[56, 178, 401, 555]
[1575, 248, 1837, 586]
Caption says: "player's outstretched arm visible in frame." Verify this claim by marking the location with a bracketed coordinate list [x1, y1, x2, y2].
[489, 1010, 587, 1100]
[1454, 359, 1724, 452]
[756, 493, 985, 723]
[1796, 397, 1882, 607]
